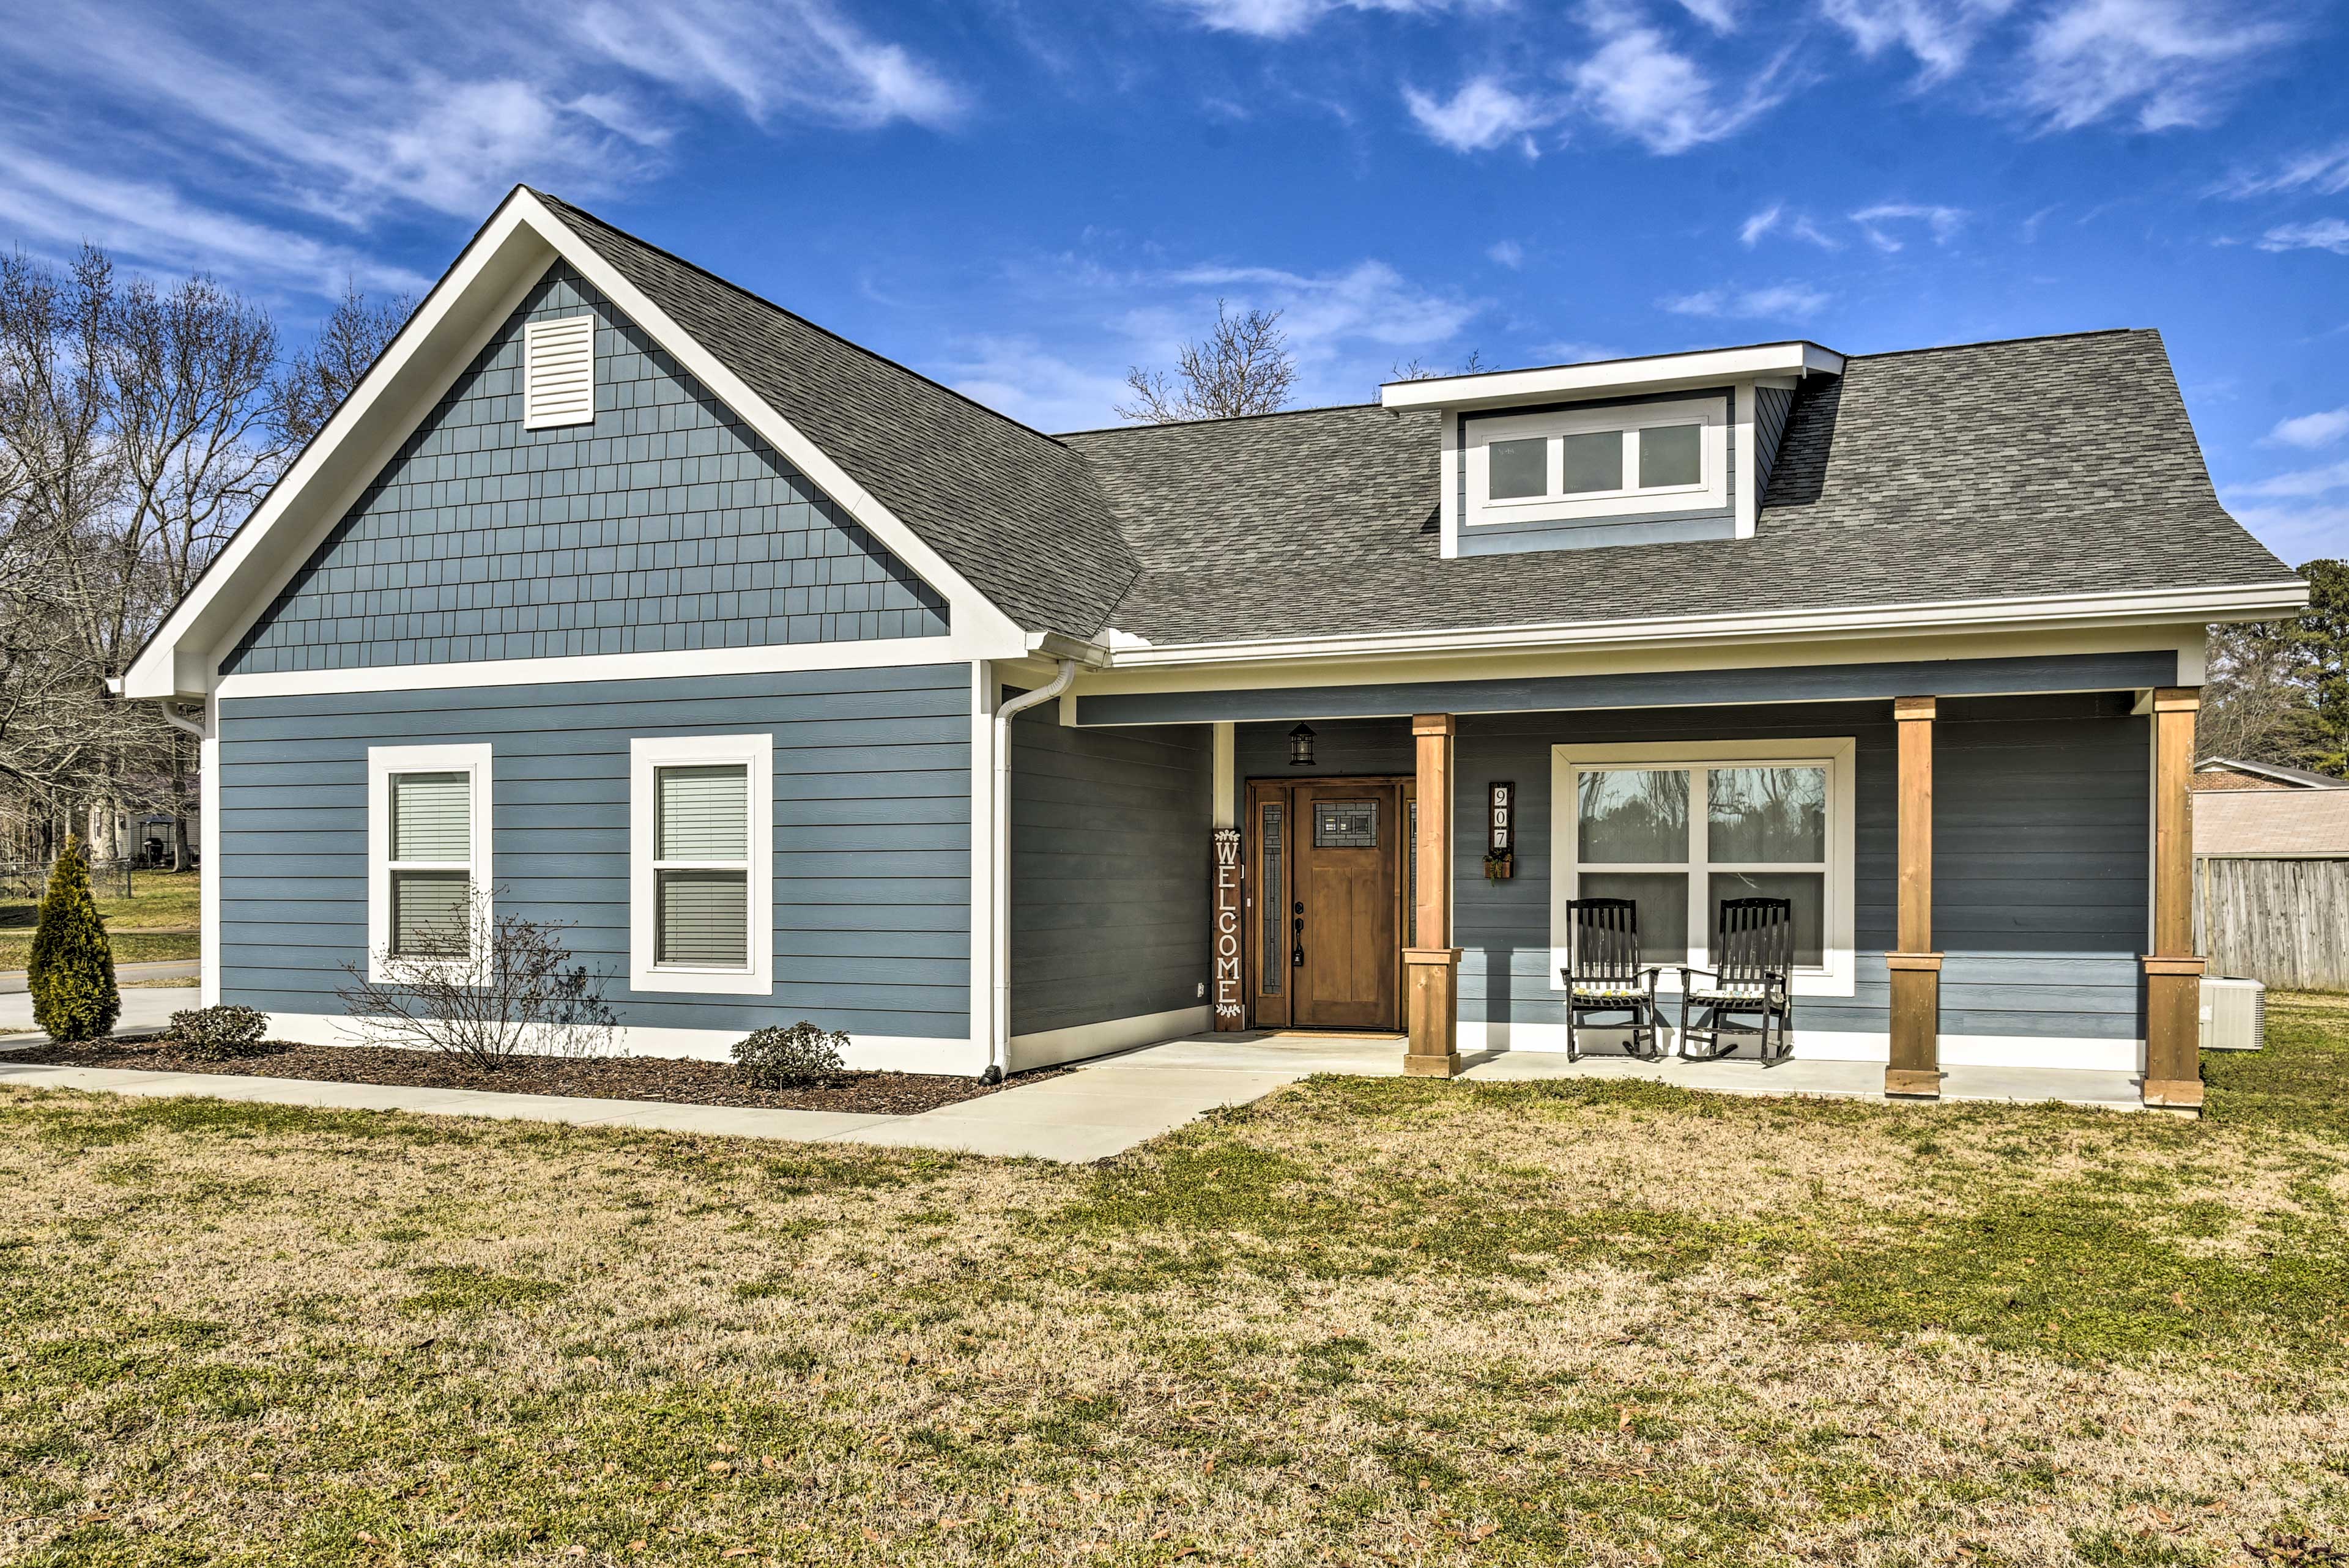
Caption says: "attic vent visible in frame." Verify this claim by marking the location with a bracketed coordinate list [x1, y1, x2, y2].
[522, 316, 595, 429]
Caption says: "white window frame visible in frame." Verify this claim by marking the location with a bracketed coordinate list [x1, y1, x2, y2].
[631, 734, 773, 996]
[366, 743, 493, 983]
[522, 315, 596, 430]
[1550, 738, 1857, 998]
[1468, 394, 1727, 529]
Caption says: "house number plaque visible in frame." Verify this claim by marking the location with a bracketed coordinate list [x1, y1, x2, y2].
[1485, 782, 1515, 879]
[1212, 827, 1245, 1029]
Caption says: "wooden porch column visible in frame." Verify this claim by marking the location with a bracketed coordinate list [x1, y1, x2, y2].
[2143, 687, 2206, 1112]
[1885, 696, 1943, 1098]
[1404, 712, 1461, 1077]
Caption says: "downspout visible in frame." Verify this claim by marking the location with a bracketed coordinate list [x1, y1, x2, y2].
[987, 657, 1077, 1083]
[155, 700, 206, 741]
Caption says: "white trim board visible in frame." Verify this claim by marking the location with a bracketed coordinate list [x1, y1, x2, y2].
[216, 635, 983, 700]
[1009, 1005, 1213, 1073]
[122, 186, 1025, 702]
[1458, 1021, 2142, 1073]
[263, 1012, 986, 1076]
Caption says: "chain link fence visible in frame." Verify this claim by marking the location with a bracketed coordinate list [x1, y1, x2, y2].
[0, 857, 137, 901]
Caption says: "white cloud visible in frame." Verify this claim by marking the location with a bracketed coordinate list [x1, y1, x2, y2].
[2258, 220, 2349, 257]
[935, 335, 1139, 435]
[1739, 204, 1843, 250]
[1820, 0, 2017, 83]
[1403, 76, 1557, 153]
[1851, 202, 1967, 251]
[2268, 408, 2349, 451]
[1154, 259, 1481, 357]
[2210, 141, 2349, 201]
[571, 0, 967, 130]
[1164, 0, 1501, 39]
[1675, 0, 1739, 32]
[1486, 239, 1526, 268]
[2221, 501, 2349, 563]
[1660, 283, 1831, 320]
[1740, 204, 1783, 246]
[0, 0, 963, 300]
[1535, 339, 1627, 364]
[2233, 459, 2349, 501]
[1567, 2, 1798, 155]
[2015, 0, 2295, 133]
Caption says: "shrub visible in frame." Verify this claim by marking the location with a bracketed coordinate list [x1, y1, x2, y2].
[733, 1022, 850, 1088]
[168, 1005, 270, 1061]
[28, 836, 119, 1042]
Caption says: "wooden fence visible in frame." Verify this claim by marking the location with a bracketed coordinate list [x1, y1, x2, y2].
[2194, 857, 2349, 992]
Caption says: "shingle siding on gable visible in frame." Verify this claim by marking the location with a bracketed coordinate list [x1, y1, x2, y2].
[225, 262, 948, 676]
[1753, 384, 1794, 506]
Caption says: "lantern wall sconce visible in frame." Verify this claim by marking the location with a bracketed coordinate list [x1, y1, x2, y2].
[1286, 723, 1316, 767]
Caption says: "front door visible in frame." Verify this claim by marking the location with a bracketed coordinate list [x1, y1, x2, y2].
[1293, 782, 1401, 1029]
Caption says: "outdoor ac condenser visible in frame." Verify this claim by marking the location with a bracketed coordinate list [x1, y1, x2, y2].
[2200, 975, 2266, 1052]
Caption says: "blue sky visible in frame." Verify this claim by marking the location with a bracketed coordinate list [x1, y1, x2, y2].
[5, 0, 2347, 564]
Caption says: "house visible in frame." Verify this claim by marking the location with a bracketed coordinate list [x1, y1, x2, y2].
[119, 188, 2307, 1113]
[2191, 756, 2349, 792]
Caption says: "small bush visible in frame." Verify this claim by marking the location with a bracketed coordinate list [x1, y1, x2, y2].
[28, 837, 119, 1042]
[733, 1022, 850, 1088]
[167, 1005, 270, 1062]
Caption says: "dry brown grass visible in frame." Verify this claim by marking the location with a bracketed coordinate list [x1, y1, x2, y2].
[2, 1021, 2347, 1567]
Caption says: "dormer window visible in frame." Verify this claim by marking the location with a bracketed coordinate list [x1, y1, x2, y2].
[1466, 394, 1726, 531]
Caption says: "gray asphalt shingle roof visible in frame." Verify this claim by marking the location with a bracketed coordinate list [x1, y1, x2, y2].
[1060, 329, 2293, 646]
[536, 193, 1139, 637]
[536, 196, 2288, 648]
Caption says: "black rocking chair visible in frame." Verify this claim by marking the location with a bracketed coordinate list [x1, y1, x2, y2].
[1677, 897, 1796, 1063]
[1561, 897, 1664, 1062]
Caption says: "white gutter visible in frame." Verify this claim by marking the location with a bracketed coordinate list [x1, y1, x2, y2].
[985, 657, 1077, 1082]
[155, 700, 206, 741]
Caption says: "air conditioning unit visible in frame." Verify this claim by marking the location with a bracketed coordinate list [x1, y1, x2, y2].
[2200, 975, 2265, 1052]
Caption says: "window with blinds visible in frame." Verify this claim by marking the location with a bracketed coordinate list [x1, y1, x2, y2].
[653, 763, 750, 968]
[388, 770, 473, 958]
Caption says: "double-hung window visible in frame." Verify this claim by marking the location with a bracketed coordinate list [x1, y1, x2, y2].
[631, 736, 773, 995]
[1551, 739, 1856, 996]
[366, 744, 492, 978]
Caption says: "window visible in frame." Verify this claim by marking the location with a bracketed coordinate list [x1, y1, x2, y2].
[366, 744, 492, 979]
[1551, 739, 1855, 997]
[522, 315, 596, 430]
[1467, 394, 1726, 530]
[631, 736, 773, 995]
[1313, 799, 1378, 849]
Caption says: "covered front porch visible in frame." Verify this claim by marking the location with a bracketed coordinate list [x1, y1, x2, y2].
[1072, 643, 2211, 1112]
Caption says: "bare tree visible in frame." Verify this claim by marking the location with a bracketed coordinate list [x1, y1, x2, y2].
[1116, 299, 1297, 423]
[2201, 618, 2317, 768]
[275, 280, 412, 448]
[336, 887, 618, 1070]
[1390, 349, 1486, 382]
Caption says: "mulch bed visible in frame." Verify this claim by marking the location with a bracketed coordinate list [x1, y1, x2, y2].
[11, 1038, 1070, 1115]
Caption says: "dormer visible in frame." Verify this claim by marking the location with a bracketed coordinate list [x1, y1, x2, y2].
[1381, 341, 1845, 560]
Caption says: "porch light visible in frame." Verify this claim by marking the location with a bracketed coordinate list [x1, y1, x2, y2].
[1287, 723, 1316, 767]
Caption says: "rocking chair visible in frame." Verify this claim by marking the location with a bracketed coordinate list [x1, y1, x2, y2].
[1561, 897, 1664, 1062]
[1677, 897, 1795, 1063]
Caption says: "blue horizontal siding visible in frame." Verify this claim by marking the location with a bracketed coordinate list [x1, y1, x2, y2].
[217, 664, 971, 1040]
[1239, 692, 2148, 1044]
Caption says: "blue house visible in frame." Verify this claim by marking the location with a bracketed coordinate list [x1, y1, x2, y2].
[122, 188, 2304, 1112]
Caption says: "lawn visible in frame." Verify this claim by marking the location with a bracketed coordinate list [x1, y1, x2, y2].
[2, 1008, 2345, 1565]
[0, 868, 199, 970]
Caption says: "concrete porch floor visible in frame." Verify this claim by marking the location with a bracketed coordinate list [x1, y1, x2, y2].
[1086, 1030, 2149, 1111]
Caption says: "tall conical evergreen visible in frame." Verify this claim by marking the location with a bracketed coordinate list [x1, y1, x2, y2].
[28, 835, 119, 1041]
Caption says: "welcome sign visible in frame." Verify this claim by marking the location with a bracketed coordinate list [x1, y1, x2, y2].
[1212, 827, 1245, 1029]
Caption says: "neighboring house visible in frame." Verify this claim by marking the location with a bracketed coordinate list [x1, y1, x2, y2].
[2192, 757, 2349, 793]
[120, 188, 2307, 1112]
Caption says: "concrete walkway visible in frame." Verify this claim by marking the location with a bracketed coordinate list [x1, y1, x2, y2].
[0, 1055, 1307, 1162]
[0, 1025, 2146, 1164]
[0, 959, 198, 996]
[0, 981, 196, 1035]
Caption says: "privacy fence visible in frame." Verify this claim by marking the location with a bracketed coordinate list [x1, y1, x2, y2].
[2194, 856, 2349, 993]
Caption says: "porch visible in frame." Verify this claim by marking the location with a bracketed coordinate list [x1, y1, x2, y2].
[1087, 1029, 2149, 1110]
[1062, 648, 2210, 1111]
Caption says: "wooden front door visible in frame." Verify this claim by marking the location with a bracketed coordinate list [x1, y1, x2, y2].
[1246, 778, 1405, 1031]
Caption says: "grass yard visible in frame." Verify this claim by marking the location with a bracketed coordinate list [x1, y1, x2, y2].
[3, 1007, 2347, 1566]
[0, 868, 199, 970]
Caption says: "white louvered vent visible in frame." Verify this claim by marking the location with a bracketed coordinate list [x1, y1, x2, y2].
[522, 316, 596, 429]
